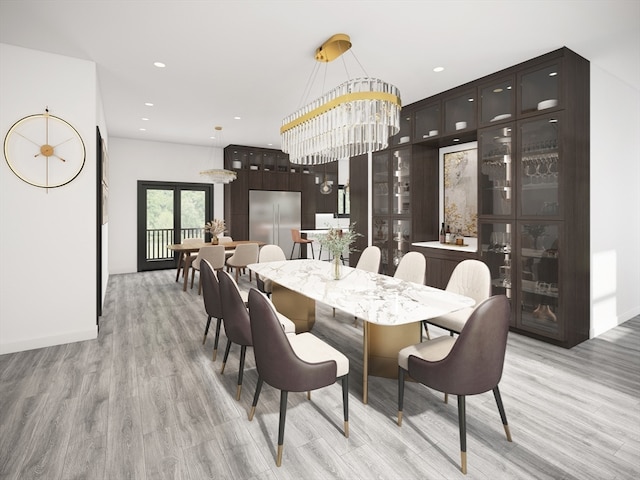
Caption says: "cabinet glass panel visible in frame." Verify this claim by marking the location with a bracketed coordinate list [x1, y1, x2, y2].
[480, 125, 514, 215]
[391, 149, 411, 215]
[444, 90, 476, 134]
[390, 218, 412, 274]
[520, 116, 560, 216]
[480, 222, 514, 302]
[390, 112, 412, 146]
[262, 152, 275, 172]
[520, 63, 560, 115]
[372, 153, 389, 215]
[414, 103, 441, 140]
[372, 217, 389, 271]
[480, 77, 514, 124]
[520, 222, 560, 334]
[230, 148, 250, 169]
[248, 151, 261, 170]
[276, 153, 291, 173]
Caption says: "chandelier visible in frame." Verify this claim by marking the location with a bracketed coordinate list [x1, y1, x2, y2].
[281, 34, 401, 165]
[200, 126, 237, 183]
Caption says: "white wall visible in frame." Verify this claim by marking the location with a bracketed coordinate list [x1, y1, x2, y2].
[108, 137, 224, 274]
[0, 44, 98, 354]
[590, 64, 640, 337]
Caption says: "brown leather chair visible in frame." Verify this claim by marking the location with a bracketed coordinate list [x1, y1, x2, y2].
[200, 260, 224, 361]
[397, 295, 512, 475]
[247, 289, 349, 467]
[217, 270, 254, 400]
[290, 228, 314, 259]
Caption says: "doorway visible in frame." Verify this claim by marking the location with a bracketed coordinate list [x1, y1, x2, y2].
[137, 181, 213, 271]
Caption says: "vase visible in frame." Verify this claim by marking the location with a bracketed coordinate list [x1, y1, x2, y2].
[332, 256, 342, 280]
[211, 236, 219, 245]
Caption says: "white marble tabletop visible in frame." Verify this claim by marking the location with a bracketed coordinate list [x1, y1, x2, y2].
[248, 259, 475, 326]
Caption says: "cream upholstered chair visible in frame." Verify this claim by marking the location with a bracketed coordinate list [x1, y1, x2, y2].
[247, 288, 349, 467]
[256, 244, 287, 296]
[394, 251, 426, 284]
[218, 235, 235, 259]
[175, 238, 202, 283]
[189, 245, 226, 294]
[226, 243, 259, 282]
[397, 295, 512, 475]
[424, 259, 492, 336]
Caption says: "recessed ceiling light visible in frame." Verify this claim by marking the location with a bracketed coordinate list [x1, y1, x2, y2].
[145, 102, 154, 107]
[433, 66, 444, 72]
[267, 143, 273, 146]
[453, 138, 460, 142]
[141, 117, 149, 121]
[153, 62, 166, 68]
[139, 128, 147, 131]
[234, 116, 241, 120]
[549, 72, 558, 76]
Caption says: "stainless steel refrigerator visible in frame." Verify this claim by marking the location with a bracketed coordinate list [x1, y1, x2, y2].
[249, 190, 301, 257]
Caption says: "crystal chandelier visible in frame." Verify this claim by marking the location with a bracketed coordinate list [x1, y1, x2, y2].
[281, 34, 401, 165]
[200, 126, 237, 183]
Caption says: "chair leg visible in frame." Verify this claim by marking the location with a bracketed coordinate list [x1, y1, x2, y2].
[422, 320, 431, 340]
[220, 339, 232, 374]
[249, 376, 263, 421]
[212, 318, 222, 361]
[234, 267, 239, 282]
[457, 395, 467, 474]
[342, 375, 349, 437]
[203, 315, 212, 345]
[398, 366, 405, 426]
[198, 276, 203, 295]
[276, 391, 289, 467]
[493, 386, 512, 442]
[290, 243, 295, 260]
[190, 267, 195, 289]
[444, 393, 449, 404]
[236, 345, 247, 400]
[310, 243, 315, 259]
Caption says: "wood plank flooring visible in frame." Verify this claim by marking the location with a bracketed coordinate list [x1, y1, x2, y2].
[1, 268, 639, 479]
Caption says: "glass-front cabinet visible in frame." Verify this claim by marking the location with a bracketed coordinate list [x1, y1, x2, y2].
[444, 89, 477, 134]
[479, 76, 515, 127]
[479, 222, 515, 325]
[414, 101, 441, 140]
[519, 60, 561, 116]
[372, 147, 412, 275]
[479, 124, 514, 216]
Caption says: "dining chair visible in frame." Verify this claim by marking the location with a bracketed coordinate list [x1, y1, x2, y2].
[423, 259, 492, 338]
[394, 251, 426, 284]
[200, 259, 225, 361]
[397, 295, 512, 475]
[256, 244, 287, 296]
[226, 243, 259, 282]
[189, 245, 226, 294]
[175, 237, 202, 283]
[336, 245, 381, 318]
[290, 228, 314, 259]
[218, 235, 235, 259]
[247, 288, 349, 467]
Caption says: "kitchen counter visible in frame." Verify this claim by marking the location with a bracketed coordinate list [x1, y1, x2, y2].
[412, 237, 478, 253]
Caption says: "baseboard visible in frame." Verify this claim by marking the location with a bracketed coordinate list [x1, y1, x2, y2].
[0, 327, 98, 355]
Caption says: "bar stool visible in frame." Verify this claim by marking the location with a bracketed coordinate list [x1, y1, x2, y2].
[290, 229, 314, 259]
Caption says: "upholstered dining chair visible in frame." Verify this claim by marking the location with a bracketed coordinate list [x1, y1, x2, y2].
[226, 243, 259, 282]
[397, 295, 512, 475]
[256, 244, 287, 297]
[200, 259, 225, 361]
[394, 251, 426, 284]
[247, 288, 349, 467]
[175, 237, 202, 283]
[423, 259, 492, 338]
[218, 235, 235, 259]
[189, 245, 225, 295]
[290, 228, 315, 259]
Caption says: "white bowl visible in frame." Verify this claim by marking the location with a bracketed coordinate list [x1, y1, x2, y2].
[429, 129, 438, 136]
[537, 99, 558, 110]
[399, 136, 410, 144]
[455, 121, 467, 130]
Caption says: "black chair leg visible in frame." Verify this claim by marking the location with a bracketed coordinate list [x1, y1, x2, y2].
[203, 315, 212, 344]
[212, 318, 222, 361]
[493, 386, 512, 442]
[248, 377, 263, 421]
[220, 339, 232, 374]
[276, 390, 289, 467]
[236, 345, 247, 400]
[457, 395, 467, 474]
[341, 375, 349, 437]
[290, 243, 295, 260]
[398, 366, 406, 426]
[310, 243, 315, 259]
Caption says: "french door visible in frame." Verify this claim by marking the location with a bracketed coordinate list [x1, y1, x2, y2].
[137, 181, 213, 271]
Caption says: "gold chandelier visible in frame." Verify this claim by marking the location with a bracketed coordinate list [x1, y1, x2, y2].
[281, 34, 402, 165]
[200, 126, 237, 183]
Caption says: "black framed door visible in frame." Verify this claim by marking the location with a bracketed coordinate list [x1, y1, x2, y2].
[137, 180, 213, 272]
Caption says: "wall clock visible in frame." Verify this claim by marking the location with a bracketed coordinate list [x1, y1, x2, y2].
[3, 108, 86, 188]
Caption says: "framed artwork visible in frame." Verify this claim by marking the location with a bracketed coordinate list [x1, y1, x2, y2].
[439, 142, 478, 237]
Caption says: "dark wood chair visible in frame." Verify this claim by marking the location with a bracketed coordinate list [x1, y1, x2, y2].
[247, 288, 349, 467]
[397, 295, 512, 475]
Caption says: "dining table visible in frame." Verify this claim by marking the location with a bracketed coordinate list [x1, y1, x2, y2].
[167, 240, 265, 291]
[248, 259, 475, 403]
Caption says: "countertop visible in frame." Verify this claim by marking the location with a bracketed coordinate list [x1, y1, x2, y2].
[412, 237, 478, 253]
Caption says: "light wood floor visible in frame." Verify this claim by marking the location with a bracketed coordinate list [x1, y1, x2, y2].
[1, 268, 639, 480]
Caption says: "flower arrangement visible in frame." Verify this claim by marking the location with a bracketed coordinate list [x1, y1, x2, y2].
[204, 219, 226, 243]
[317, 223, 361, 279]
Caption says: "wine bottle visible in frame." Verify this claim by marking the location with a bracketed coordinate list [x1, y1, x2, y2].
[439, 222, 445, 243]
[445, 224, 451, 244]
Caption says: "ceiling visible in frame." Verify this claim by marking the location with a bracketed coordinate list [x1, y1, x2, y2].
[1, 0, 638, 150]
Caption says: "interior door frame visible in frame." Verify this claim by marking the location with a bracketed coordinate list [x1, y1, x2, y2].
[137, 180, 213, 272]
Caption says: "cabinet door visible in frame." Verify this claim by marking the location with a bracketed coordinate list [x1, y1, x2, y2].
[413, 101, 441, 140]
[372, 152, 390, 215]
[518, 59, 562, 117]
[518, 114, 561, 218]
[479, 124, 515, 216]
[390, 110, 412, 146]
[479, 76, 515, 127]
[389, 218, 412, 275]
[391, 148, 411, 215]
[518, 221, 561, 339]
[443, 89, 477, 134]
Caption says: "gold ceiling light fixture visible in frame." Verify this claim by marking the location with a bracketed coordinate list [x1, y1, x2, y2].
[200, 126, 237, 184]
[281, 33, 402, 165]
